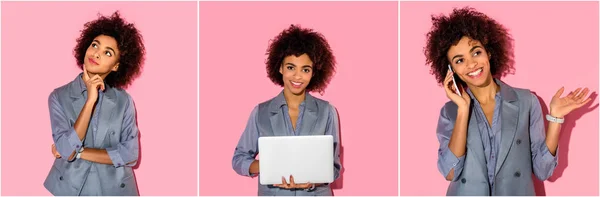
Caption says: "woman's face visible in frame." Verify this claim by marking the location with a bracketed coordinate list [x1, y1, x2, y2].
[447, 36, 493, 88]
[83, 35, 120, 76]
[279, 53, 313, 96]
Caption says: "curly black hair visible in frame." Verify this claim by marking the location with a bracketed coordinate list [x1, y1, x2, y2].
[73, 11, 145, 89]
[424, 7, 515, 86]
[266, 24, 336, 94]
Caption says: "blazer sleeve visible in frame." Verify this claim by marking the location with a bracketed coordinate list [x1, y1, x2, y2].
[48, 91, 82, 162]
[325, 104, 342, 181]
[436, 104, 466, 181]
[106, 94, 140, 168]
[232, 106, 260, 177]
[529, 92, 558, 181]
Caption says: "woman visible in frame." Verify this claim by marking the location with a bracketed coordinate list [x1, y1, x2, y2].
[44, 11, 144, 196]
[425, 7, 592, 195]
[232, 24, 342, 196]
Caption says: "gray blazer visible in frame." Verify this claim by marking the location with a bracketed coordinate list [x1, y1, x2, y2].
[232, 91, 342, 196]
[437, 79, 557, 195]
[44, 74, 139, 196]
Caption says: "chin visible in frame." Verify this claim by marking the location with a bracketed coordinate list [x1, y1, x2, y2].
[286, 87, 306, 95]
[467, 77, 494, 88]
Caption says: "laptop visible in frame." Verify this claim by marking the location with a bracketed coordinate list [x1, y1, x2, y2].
[258, 135, 334, 185]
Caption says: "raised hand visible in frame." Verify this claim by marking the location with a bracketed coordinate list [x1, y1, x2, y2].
[444, 70, 471, 109]
[82, 65, 105, 104]
[549, 87, 593, 118]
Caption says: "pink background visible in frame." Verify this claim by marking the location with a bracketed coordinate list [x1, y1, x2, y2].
[199, 2, 397, 196]
[400, 1, 599, 196]
[1, 2, 197, 196]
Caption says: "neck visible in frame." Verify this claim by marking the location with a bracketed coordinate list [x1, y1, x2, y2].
[283, 89, 306, 108]
[468, 78, 500, 105]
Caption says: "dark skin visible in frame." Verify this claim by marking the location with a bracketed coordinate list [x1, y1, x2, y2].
[443, 36, 592, 180]
[51, 35, 136, 166]
[247, 54, 325, 190]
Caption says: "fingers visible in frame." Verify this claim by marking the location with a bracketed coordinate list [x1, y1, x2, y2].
[575, 88, 590, 102]
[87, 75, 105, 91]
[443, 74, 455, 94]
[553, 87, 565, 99]
[51, 144, 61, 158]
[274, 176, 290, 189]
[577, 97, 593, 108]
[289, 175, 296, 188]
[83, 65, 91, 80]
[568, 88, 582, 99]
[274, 175, 313, 189]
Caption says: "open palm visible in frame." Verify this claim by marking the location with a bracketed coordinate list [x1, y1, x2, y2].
[549, 87, 592, 118]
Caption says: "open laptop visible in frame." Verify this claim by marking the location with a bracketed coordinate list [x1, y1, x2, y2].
[258, 135, 334, 185]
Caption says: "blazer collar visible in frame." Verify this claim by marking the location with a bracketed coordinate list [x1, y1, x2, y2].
[69, 72, 116, 102]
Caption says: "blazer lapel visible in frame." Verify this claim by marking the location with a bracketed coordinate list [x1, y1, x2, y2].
[298, 94, 318, 136]
[495, 79, 520, 175]
[269, 92, 287, 136]
[69, 74, 86, 120]
[466, 105, 487, 171]
[94, 88, 116, 147]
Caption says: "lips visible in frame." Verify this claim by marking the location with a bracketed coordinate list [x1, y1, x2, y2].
[467, 68, 483, 78]
[290, 81, 303, 88]
[88, 58, 99, 65]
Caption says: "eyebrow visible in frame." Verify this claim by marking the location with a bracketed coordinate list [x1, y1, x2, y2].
[284, 63, 312, 68]
[451, 45, 483, 62]
[93, 39, 117, 54]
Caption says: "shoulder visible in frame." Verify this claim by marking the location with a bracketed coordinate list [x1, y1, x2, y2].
[312, 96, 335, 111]
[439, 100, 458, 117]
[48, 79, 77, 102]
[504, 83, 537, 106]
[112, 87, 133, 100]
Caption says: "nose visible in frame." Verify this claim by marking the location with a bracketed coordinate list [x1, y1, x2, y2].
[293, 70, 302, 79]
[466, 58, 477, 69]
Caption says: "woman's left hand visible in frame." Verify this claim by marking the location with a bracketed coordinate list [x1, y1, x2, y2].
[273, 175, 314, 190]
[549, 87, 592, 118]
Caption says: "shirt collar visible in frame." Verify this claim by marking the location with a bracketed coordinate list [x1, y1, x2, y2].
[273, 90, 307, 109]
[74, 72, 110, 95]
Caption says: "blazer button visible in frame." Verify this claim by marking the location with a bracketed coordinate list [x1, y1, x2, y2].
[120, 183, 126, 188]
[515, 171, 521, 177]
[516, 139, 522, 145]
[112, 131, 116, 135]
[461, 178, 466, 183]
[59, 176, 63, 181]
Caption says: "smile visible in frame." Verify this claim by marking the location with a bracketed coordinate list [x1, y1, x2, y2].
[290, 81, 303, 88]
[467, 68, 483, 77]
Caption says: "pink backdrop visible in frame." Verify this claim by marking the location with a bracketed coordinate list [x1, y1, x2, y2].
[1, 2, 197, 196]
[400, 1, 599, 196]
[199, 1, 398, 196]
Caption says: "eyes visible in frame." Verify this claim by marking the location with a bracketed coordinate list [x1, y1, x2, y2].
[286, 65, 312, 73]
[454, 50, 482, 64]
[90, 43, 113, 57]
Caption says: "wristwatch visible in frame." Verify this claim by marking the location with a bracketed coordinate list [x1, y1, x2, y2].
[546, 114, 564, 124]
[306, 184, 317, 192]
[76, 147, 85, 159]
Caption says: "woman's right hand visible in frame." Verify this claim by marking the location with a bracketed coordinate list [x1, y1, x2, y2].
[83, 65, 105, 104]
[444, 70, 470, 109]
[51, 144, 61, 159]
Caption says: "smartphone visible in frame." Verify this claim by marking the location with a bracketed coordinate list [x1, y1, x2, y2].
[448, 64, 462, 96]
